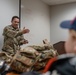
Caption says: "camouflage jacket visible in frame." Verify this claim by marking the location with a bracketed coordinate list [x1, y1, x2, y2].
[0, 45, 58, 73]
[2, 25, 25, 55]
[1, 39, 58, 73]
[10, 41, 58, 73]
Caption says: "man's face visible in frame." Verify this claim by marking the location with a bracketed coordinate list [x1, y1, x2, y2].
[11, 18, 19, 29]
[65, 30, 76, 53]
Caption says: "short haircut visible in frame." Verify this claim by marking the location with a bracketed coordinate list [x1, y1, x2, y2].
[11, 16, 19, 21]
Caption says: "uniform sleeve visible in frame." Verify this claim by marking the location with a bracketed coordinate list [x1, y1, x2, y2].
[3, 27, 23, 38]
[16, 35, 25, 45]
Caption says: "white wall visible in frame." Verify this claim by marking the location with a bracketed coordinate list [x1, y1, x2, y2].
[0, 0, 19, 49]
[21, 0, 51, 47]
[50, 3, 76, 44]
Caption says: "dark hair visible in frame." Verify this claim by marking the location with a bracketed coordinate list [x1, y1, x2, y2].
[11, 16, 19, 21]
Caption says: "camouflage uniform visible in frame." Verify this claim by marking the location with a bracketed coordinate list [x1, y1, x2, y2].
[2, 25, 25, 55]
[1, 35, 58, 73]
[10, 40, 58, 73]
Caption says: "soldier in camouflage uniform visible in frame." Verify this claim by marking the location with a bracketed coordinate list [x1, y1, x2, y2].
[2, 16, 30, 56]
